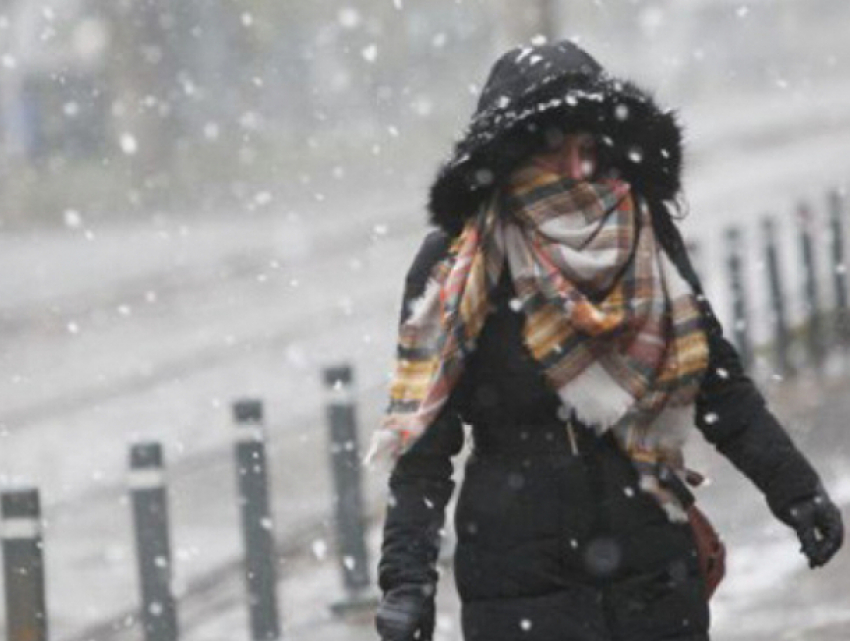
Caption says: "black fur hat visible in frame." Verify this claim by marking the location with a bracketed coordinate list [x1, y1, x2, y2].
[428, 41, 684, 236]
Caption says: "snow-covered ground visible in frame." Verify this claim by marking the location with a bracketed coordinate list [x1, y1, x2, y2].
[1, 78, 850, 639]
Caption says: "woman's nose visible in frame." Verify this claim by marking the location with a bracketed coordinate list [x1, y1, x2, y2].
[566, 144, 585, 180]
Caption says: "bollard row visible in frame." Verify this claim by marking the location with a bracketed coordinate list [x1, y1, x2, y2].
[2, 364, 380, 641]
[722, 188, 850, 374]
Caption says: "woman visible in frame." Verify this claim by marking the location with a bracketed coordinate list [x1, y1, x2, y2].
[370, 41, 843, 641]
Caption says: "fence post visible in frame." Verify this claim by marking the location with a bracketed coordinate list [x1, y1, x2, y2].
[2, 488, 48, 641]
[232, 399, 281, 640]
[725, 227, 752, 370]
[130, 442, 179, 641]
[762, 217, 793, 377]
[828, 189, 850, 346]
[798, 203, 825, 368]
[322, 364, 377, 615]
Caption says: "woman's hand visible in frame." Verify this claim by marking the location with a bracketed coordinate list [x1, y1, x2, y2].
[376, 583, 436, 641]
[778, 488, 844, 568]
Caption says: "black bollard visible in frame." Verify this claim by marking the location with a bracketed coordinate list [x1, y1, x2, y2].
[232, 399, 281, 640]
[762, 217, 792, 377]
[798, 203, 825, 368]
[725, 227, 752, 370]
[2, 488, 48, 641]
[828, 189, 850, 346]
[323, 365, 377, 615]
[130, 442, 179, 641]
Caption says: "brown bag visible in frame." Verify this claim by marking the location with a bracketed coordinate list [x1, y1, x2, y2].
[686, 504, 726, 599]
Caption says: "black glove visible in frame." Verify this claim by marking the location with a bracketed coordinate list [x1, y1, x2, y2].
[778, 489, 844, 568]
[376, 583, 436, 641]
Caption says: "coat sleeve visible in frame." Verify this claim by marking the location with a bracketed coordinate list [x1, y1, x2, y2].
[657, 212, 822, 520]
[377, 229, 466, 593]
[693, 307, 822, 518]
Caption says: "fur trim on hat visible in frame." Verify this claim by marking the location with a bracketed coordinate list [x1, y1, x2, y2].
[428, 64, 684, 237]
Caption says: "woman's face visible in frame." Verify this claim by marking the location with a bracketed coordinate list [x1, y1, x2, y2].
[536, 131, 598, 180]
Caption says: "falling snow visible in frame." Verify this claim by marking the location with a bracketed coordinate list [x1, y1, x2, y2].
[119, 133, 138, 155]
[361, 44, 378, 63]
[0, 3, 847, 640]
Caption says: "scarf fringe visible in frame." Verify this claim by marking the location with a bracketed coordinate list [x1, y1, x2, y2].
[364, 428, 402, 467]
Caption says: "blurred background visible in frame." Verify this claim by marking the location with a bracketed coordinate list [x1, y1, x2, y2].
[2, 1, 850, 640]
[0, 0, 847, 227]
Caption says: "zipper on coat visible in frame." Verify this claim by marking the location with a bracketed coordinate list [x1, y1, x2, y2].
[565, 420, 580, 456]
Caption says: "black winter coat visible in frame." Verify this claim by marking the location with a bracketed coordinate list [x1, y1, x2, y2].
[378, 217, 822, 641]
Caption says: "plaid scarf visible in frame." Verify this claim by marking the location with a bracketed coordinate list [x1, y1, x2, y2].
[369, 164, 709, 521]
